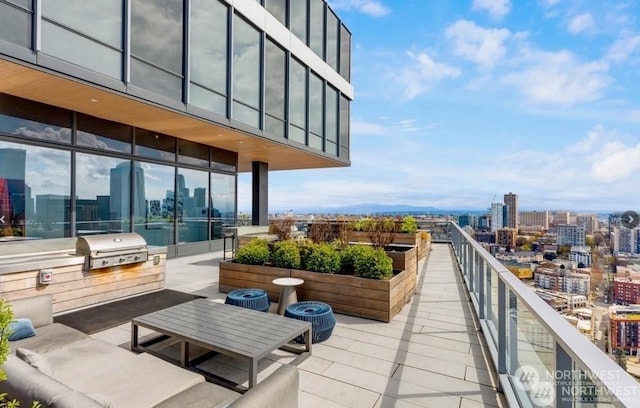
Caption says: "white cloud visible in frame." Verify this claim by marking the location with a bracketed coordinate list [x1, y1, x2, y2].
[351, 119, 388, 135]
[591, 143, 640, 182]
[472, 0, 511, 20]
[502, 50, 611, 105]
[567, 12, 595, 34]
[606, 34, 640, 63]
[445, 20, 511, 69]
[395, 50, 461, 99]
[328, 0, 390, 17]
[540, 0, 560, 6]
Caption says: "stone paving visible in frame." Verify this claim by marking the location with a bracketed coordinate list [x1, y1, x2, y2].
[91, 243, 506, 407]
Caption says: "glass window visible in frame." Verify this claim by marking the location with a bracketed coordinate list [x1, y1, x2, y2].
[178, 140, 209, 167]
[340, 94, 350, 159]
[211, 147, 237, 172]
[131, 0, 183, 99]
[290, 0, 307, 44]
[265, 0, 286, 26]
[133, 161, 175, 246]
[289, 58, 307, 144]
[210, 173, 235, 239]
[0, 2, 31, 49]
[177, 168, 209, 243]
[42, 0, 121, 47]
[75, 154, 131, 235]
[76, 114, 132, 153]
[134, 129, 176, 161]
[190, 0, 228, 116]
[265, 39, 286, 138]
[0, 94, 72, 144]
[0, 141, 70, 240]
[309, 0, 324, 58]
[326, 9, 339, 72]
[326, 85, 338, 155]
[340, 25, 351, 81]
[130, 58, 183, 100]
[41, 21, 122, 79]
[232, 14, 260, 128]
[309, 72, 323, 149]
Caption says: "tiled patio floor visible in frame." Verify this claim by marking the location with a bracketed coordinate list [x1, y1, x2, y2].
[91, 243, 506, 407]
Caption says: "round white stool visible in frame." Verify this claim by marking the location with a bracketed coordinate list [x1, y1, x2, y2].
[272, 277, 304, 315]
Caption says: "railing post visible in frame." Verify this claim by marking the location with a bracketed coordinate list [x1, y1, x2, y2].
[478, 256, 485, 319]
[508, 291, 519, 376]
[555, 343, 572, 408]
[468, 245, 474, 292]
[498, 279, 507, 377]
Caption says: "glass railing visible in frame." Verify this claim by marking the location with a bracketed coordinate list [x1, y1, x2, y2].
[443, 222, 639, 407]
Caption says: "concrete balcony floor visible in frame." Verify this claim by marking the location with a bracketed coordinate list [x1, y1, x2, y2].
[91, 243, 506, 407]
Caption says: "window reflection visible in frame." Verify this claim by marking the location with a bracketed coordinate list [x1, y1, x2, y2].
[232, 14, 260, 127]
[326, 85, 338, 155]
[0, 95, 71, 143]
[42, 0, 122, 47]
[210, 173, 235, 239]
[290, 0, 307, 44]
[177, 168, 209, 243]
[75, 154, 131, 235]
[326, 10, 339, 71]
[190, 0, 228, 115]
[289, 58, 307, 144]
[0, 3, 31, 49]
[133, 162, 175, 246]
[309, 72, 323, 150]
[0, 141, 70, 240]
[265, 0, 286, 26]
[77, 114, 131, 153]
[265, 39, 286, 138]
[340, 25, 351, 81]
[178, 139, 209, 167]
[309, 0, 324, 58]
[134, 129, 176, 161]
[340, 94, 350, 159]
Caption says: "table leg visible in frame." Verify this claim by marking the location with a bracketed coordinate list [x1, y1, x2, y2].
[131, 323, 138, 350]
[304, 326, 312, 353]
[249, 358, 258, 389]
[181, 341, 190, 367]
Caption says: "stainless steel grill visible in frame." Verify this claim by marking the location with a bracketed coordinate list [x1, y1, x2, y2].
[76, 232, 148, 270]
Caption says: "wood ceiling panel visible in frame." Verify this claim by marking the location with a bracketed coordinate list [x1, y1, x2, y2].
[0, 59, 349, 172]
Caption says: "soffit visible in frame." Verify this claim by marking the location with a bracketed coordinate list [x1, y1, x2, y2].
[0, 59, 349, 172]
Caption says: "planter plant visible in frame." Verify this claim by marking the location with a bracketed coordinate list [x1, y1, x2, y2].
[219, 239, 418, 322]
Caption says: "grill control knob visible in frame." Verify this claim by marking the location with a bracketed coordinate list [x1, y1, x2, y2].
[135, 255, 141, 261]
[119, 257, 126, 263]
[102, 259, 109, 265]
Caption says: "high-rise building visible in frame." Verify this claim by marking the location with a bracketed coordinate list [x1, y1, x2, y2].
[0, 148, 27, 235]
[557, 224, 586, 247]
[613, 227, 639, 254]
[519, 210, 549, 231]
[490, 203, 506, 232]
[503, 192, 518, 230]
[576, 214, 598, 235]
[496, 228, 517, 249]
[551, 211, 571, 226]
[0, 1, 353, 257]
[609, 305, 640, 354]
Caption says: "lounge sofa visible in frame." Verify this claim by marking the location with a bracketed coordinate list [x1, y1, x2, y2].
[1, 295, 298, 408]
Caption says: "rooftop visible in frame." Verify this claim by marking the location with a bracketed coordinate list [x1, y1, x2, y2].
[90, 243, 506, 407]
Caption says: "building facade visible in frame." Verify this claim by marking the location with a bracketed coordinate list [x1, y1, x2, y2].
[557, 224, 586, 247]
[569, 246, 592, 267]
[613, 279, 640, 305]
[503, 192, 518, 230]
[490, 202, 506, 232]
[609, 305, 640, 354]
[534, 267, 590, 296]
[0, 0, 353, 257]
[495, 227, 517, 249]
[519, 210, 549, 231]
[613, 227, 640, 255]
[576, 214, 598, 235]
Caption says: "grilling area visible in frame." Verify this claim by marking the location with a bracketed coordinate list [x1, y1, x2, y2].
[0, 232, 166, 314]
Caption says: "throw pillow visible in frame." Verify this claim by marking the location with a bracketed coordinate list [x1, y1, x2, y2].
[8, 317, 36, 341]
[16, 347, 53, 376]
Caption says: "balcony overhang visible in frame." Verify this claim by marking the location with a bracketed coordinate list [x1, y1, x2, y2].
[0, 58, 349, 172]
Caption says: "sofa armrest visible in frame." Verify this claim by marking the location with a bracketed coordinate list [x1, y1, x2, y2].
[228, 364, 299, 408]
[9, 295, 53, 328]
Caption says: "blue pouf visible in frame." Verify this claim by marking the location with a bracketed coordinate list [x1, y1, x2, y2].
[225, 289, 270, 312]
[284, 301, 336, 344]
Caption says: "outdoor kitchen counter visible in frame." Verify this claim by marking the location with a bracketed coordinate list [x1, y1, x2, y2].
[0, 253, 85, 275]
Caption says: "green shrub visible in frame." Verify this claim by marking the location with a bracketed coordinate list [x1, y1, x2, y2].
[235, 239, 270, 265]
[354, 247, 393, 279]
[271, 240, 301, 269]
[400, 216, 418, 233]
[303, 243, 341, 274]
[340, 244, 370, 271]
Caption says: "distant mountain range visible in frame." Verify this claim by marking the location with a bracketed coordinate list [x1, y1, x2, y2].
[271, 203, 485, 216]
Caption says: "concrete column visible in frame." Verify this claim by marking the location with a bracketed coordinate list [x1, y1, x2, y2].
[251, 161, 268, 226]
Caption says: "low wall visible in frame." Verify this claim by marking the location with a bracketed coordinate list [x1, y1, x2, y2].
[0, 238, 167, 314]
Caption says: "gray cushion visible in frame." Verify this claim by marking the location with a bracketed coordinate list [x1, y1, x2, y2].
[153, 382, 240, 408]
[9, 322, 89, 353]
[9, 294, 53, 328]
[16, 347, 53, 376]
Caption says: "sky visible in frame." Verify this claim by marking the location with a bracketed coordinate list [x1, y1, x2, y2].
[238, 0, 640, 213]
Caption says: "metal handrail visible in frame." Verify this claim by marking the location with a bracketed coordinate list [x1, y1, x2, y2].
[445, 222, 639, 407]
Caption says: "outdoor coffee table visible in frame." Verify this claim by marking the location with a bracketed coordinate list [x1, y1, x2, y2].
[131, 298, 311, 391]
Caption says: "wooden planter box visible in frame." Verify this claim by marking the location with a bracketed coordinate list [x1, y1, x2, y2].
[218, 245, 418, 322]
[348, 231, 431, 260]
[218, 261, 290, 302]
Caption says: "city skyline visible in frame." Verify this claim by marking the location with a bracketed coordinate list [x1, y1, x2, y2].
[239, 0, 640, 213]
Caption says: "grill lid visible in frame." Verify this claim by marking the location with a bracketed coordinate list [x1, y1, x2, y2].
[76, 232, 147, 256]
